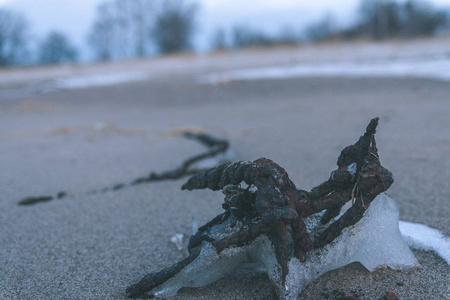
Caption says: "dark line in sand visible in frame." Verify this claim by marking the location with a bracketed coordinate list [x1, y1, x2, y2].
[17, 132, 230, 206]
[18, 191, 67, 206]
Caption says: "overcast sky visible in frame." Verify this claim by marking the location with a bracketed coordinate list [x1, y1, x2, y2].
[1, 0, 450, 57]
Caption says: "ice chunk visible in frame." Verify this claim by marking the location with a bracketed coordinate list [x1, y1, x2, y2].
[347, 162, 357, 179]
[151, 242, 254, 297]
[147, 194, 418, 299]
[282, 193, 418, 299]
[399, 221, 450, 265]
[188, 148, 236, 171]
[170, 233, 184, 251]
[191, 217, 199, 235]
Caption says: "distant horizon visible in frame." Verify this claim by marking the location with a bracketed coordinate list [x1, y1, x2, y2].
[1, 0, 450, 62]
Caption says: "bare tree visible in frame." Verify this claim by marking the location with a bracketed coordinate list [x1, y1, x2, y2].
[88, 0, 198, 59]
[211, 25, 299, 51]
[128, 0, 154, 57]
[88, 0, 155, 60]
[113, 0, 155, 57]
[211, 28, 228, 51]
[358, 0, 402, 39]
[152, 0, 199, 54]
[313, 0, 450, 42]
[87, 2, 117, 61]
[304, 14, 337, 42]
[276, 26, 301, 45]
[400, 0, 448, 37]
[355, 0, 447, 39]
[0, 8, 30, 67]
[230, 25, 279, 48]
[113, 0, 134, 58]
[38, 31, 78, 65]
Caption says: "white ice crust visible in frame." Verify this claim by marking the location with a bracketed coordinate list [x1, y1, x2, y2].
[150, 194, 419, 299]
[283, 193, 418, 299]
[399, 221, 450, 265]
[199, 58, 450, 84]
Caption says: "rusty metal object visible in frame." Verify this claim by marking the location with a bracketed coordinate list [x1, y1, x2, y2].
[126, 118, 394, 298]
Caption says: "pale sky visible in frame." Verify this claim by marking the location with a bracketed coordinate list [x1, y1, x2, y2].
[1, 0, 450, 58]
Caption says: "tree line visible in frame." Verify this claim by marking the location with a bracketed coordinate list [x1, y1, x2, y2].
[0, 0, 449, 67]
[87, 0, 198, 61]
[213, 0, 449, 49]
[305, 0, 449, 42]
[0, 0, 197, 67]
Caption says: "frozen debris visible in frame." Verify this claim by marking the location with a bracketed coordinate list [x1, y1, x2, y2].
[191, 217, 199, 235]
[347, 162, 357, 179]
[170, 234, 184, 251]
[127, 118, 414, 300]
[283, 194, 417, 299]
[129, 195, 417, 300]
[399, 221, 450, 265]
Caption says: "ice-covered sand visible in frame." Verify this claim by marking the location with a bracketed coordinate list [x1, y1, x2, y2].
[199, 57, 450, 84]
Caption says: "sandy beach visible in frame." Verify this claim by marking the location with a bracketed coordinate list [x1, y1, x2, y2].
[1, 40, 449, 299]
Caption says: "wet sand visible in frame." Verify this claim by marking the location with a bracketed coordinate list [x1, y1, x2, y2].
[1, 54, 449, 299]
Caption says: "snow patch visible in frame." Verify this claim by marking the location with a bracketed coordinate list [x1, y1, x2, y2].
[199, 58, 450, 84]
[399, 221, 450, 265]
[54, 72, 151, 90]
[0, 71, 151, 101]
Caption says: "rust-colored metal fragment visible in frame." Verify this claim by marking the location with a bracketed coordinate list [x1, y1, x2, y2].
[126, 118, 394, 299]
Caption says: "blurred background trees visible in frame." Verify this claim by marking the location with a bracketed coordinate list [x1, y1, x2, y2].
[211, 28, 228, 50]
[328, 0, 449, 41]
[152, 0, 198, 54]
[357, 0, 402, 39]
[87, 0, 155, 61]
[210, 25, 299, 51]
[0, 8, 30, 67]
[400, 0, 448, 37]
[0, 0, 449, 68]
[87, 0, 197, 59]
[38, 31, 78, 65]
[208, 0, 449, 51]
[304, 14, 338, 42]
[87, 2, 117, 61]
